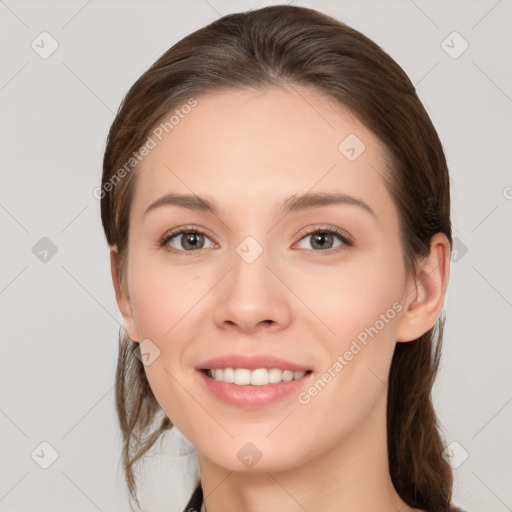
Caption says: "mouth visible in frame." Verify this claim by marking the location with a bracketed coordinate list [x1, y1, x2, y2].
[196, 367, 314, 408]
[201, 367, 313, 385]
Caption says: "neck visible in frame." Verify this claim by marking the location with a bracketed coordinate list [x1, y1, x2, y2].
[196, 389, 419, 512]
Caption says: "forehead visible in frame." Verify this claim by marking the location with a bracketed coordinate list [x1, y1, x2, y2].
[131, 86, 397, 222]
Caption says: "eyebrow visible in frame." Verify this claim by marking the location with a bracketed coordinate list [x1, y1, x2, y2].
[143, 192, 375, 217]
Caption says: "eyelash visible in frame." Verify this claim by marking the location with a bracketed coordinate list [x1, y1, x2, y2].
[158, 224, 353, 256]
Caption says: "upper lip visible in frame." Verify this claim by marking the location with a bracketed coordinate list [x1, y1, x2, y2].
[196, 353, 313, 372]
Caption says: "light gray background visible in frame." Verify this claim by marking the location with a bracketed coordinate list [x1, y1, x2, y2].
[1, 1, 511, 511]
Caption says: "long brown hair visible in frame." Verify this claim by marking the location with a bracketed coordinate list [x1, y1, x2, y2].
[101, 5, 456, 511]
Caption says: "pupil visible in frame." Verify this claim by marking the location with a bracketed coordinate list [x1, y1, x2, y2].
[184, 232, 203, 250]
[313, 233, 332, 249]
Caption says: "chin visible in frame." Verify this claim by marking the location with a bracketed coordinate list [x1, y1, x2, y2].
[196, 439, 311, 473]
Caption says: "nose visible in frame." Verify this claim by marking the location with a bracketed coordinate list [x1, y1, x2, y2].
[212, 245, 292, 335]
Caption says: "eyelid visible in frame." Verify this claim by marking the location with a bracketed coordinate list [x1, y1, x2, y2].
[159, 224, 353, 254]
[294, 224, 353, 249]
[158, 225, 217, 251]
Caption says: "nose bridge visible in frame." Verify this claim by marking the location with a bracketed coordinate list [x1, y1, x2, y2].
[233, 234, 271, 290]
[212, 231, 291, 332]
[229, 233, 276, 304]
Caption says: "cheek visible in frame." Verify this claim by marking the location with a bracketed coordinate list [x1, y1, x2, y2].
[128, 263, 201, 429]
[125, 254, 210, 423]
[127, 250, 205, 342]
[304, 250, 406, 348]
[296, 248, 405, 405]
[290, 259, 404, 440]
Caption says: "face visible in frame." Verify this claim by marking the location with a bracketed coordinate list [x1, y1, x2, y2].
[118, 86, 416, 473]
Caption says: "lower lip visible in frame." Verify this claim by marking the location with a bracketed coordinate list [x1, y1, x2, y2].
[196, 370, 314, 408]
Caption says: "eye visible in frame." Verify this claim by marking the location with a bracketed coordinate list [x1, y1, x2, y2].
[295, 226, 353, 252]
[159, 225, 352, 255]
[159, 227, 216, 254]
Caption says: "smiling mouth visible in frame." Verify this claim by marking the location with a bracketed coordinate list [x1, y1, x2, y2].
[201, 368, 313, 385]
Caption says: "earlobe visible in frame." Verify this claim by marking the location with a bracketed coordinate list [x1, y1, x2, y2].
[110, 246, 140, 342]
[396, 233, 451, 342]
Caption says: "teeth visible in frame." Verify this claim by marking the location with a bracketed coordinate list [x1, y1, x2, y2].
[208, 368, 307, 385]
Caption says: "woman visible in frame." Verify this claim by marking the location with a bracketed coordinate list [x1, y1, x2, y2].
[100, 5, 464, 512]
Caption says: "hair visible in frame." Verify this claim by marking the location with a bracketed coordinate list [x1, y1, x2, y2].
[101, 5, 456, 511]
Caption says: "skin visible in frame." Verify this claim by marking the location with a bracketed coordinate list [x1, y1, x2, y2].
[111, 86, 450, 512]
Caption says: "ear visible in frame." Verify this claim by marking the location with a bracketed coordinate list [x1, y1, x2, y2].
[396, 233, 451, 342]
[110, 246, 140, 342]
